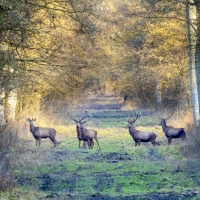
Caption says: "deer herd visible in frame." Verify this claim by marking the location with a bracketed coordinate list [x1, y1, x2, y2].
[26, 111, 187, 149]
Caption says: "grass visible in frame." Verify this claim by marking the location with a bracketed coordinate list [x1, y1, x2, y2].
[0, 110, 200, 199]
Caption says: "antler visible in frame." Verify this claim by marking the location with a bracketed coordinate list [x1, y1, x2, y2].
[164, 110, 175, 120]
[68, 112, 92, 123]
[81, 114, 92, 124]
[127, 112, 141, 123]
[157, 115, 162, 120]
[133, 112, 141, 122]
[157, 111, 175, 121]
[68, 112, 79, 122]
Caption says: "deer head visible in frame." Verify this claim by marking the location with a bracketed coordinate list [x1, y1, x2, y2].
[68, 112, 92, 124]
[158, 110, 175, 125]
[126, 112, 141, 128]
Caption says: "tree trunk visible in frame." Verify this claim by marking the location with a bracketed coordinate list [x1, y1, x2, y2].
[4, 91, 17, 122]
[0, 90, 5, 124]
[194, 1, 200, 122]
[186, 0, 199, 123]
[155, 79, 162, 109]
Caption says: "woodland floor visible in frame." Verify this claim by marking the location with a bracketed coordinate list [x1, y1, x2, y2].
[7, 137, 200, 200]
[1, 103, 200, 200]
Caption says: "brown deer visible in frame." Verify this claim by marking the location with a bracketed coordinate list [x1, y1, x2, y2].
[158, 113, 187, 145]
[68, 113, 100, 149]
[127, 112, 159, 146]
[26, 118, 58, 147]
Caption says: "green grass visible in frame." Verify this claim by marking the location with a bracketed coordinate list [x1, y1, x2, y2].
[1, 111, 200, 199]
[4, 136, 199, 199]
[65, 110, 159, 128]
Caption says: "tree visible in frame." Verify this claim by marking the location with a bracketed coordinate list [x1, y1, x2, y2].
[109, 0, 189, 110]
[0, 0, 195, 123]
[186, 0, 199, 123]
[0, 0, 113, 120]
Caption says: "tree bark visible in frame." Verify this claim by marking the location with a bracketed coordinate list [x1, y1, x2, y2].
[155, 79, 162, 109]
[0, 90, 5, 124]
[4, 91, 17, 122]
[194, 0, 200, 122]
[186, 0, 199, 123]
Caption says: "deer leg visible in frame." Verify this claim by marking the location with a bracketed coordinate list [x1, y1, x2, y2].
[89, 139, 94, 149]
[54, 139, 58, 147]
[90, 139, 94, 149]
[168, 138, 172, 145]
[87, 140, 91, 149]
[49, 137, 57, 147]
[87, 139, 91, 149]
[83, 141, 87, 149]
[94, 138, 100, 150]
[79, 140, 81, 148]
[135, 142, 137, 147]
[35, 139, 38, 146]
[181, 132, 186, 140]
[151, 139, 158, 146]
[151, 141, 155, 146]
[38, 138, 41, 146]
[83, 141, 88, 148]
[155, 141, 160, 146]
[153, 141, 158, 146]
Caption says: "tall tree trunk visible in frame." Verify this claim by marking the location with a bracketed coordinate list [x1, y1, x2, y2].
[0, 89, 5, 124]
[194, 0, 200, 122]
[155, 79, 162, 109]
[4, 90, 17, 122]
[186, 0, 199, 123]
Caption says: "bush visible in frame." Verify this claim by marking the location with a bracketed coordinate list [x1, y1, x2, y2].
[0, 174, 15, 191]
[0, 121, 20, 191]
[180, 123, 200, 158]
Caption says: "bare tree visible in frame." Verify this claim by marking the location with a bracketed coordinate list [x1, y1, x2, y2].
[186, 0, 199, 123]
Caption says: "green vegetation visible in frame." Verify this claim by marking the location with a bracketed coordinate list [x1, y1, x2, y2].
[0, 112, 199, 199]
[66, 110, 159, 128]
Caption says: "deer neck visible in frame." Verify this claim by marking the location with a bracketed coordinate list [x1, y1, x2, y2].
[30, 123, 36, 134]
[161, 121, 168, 132]
[129, 125, 137, 134]
[76, 126, 82, 140]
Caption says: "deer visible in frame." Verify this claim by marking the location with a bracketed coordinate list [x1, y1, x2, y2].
[26, 118, 58, 147]
[68, 112, 100, 150]
[68, 112, 94, 149]
[158, 113, 187, 145]
[126, 112, 159, 146]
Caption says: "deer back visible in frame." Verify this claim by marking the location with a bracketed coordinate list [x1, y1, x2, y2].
[27, 118, 56, 138]
[34, 127, 56, 137]
[80, 124, 97, 140]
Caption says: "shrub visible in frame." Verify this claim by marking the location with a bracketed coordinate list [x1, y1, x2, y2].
[0, 121, 20, 191]
[180, 123, 200, 158]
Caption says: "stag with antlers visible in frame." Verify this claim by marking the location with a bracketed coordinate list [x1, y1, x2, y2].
[158, 113, 187, 145]
[127, 112, 159, 147]
[68, 112, 100, 150]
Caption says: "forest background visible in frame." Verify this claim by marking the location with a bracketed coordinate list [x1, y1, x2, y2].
[1, 0, 200, 198]
[1, 0, 200, 123]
